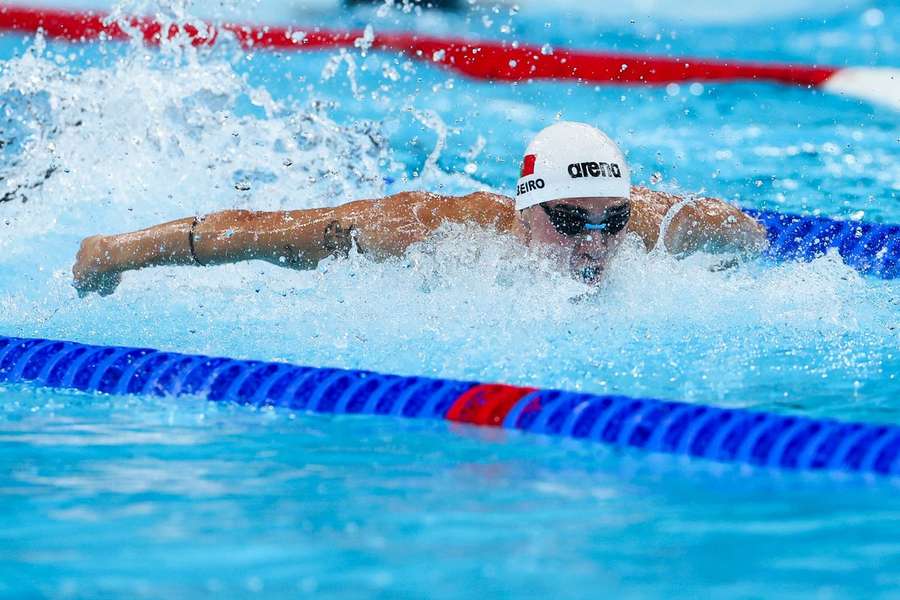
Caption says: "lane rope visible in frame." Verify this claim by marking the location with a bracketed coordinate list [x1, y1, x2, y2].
[2, 334, 899, 478]
[1, 5, 898, 109]
[751, 210, 900, 279]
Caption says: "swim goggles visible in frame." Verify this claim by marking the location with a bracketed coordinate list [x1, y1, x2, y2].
[539, 202, 631, 237]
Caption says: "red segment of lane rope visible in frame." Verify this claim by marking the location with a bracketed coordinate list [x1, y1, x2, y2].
[446, 384, 536, 427]
[0, 5, 838, 87]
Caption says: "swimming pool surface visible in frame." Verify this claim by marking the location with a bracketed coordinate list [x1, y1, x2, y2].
[1, 0, 899, 597]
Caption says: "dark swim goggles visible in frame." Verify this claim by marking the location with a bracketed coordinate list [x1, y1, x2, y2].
[539, 202, 631, 237]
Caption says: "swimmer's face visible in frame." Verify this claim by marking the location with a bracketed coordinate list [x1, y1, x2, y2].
[520, 197, 631, 284]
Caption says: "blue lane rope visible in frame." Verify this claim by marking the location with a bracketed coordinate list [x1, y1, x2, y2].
[2, 335, 899, 478]
[750, 210, 900, 279]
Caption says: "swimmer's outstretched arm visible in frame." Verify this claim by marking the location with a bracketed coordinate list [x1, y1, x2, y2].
[72, 192, 442, 296]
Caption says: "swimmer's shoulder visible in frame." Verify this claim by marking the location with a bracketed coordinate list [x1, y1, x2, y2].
[626, 186, 670, 248]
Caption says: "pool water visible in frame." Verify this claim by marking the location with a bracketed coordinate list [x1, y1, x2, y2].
[1, 0, 899, 597]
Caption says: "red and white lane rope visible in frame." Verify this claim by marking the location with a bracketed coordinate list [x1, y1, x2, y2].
[0, 4, 897, 109]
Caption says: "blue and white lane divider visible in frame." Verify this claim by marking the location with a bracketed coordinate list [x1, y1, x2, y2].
[2, 335, 899, 478]
[751, 210, 900, 279]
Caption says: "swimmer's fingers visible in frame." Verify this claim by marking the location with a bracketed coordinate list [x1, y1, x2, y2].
[72, 270, 95, 297]
[74, 269, 121, 297]
[95, 271, 122, 296]
[72, 263, 91, 297]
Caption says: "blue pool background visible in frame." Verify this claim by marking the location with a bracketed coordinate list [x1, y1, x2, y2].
[1, 0, 899, 597]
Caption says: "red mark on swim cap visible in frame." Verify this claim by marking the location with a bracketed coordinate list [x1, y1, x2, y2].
[521, 154, 536, 177]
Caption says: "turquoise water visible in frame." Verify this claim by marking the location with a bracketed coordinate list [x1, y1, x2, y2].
[1, 0, 899, 597]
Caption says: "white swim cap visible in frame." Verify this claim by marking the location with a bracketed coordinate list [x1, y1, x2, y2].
[515, 122, 631, 210]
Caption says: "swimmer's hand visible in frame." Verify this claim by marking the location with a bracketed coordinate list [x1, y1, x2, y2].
[73, 235, 122, 297]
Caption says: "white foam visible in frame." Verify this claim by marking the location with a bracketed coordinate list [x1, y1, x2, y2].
[0, 38, 391, 249]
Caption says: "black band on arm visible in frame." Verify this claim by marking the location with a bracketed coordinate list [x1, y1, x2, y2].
[189, 217, 206, 266]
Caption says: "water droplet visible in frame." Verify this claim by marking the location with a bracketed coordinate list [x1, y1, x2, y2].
[862, 8, 884, 27]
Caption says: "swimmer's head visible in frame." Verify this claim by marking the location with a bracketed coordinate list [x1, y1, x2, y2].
[515, 122, 631, 284]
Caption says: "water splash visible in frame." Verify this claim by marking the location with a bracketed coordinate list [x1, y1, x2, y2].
[0, 11, 897, 416]
[0, 32, 389, 245]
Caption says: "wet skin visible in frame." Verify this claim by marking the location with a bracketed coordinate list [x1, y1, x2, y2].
[72, 186, 768, 296]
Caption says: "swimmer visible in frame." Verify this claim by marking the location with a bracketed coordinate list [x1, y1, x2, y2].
[72, 121, 768, 296]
